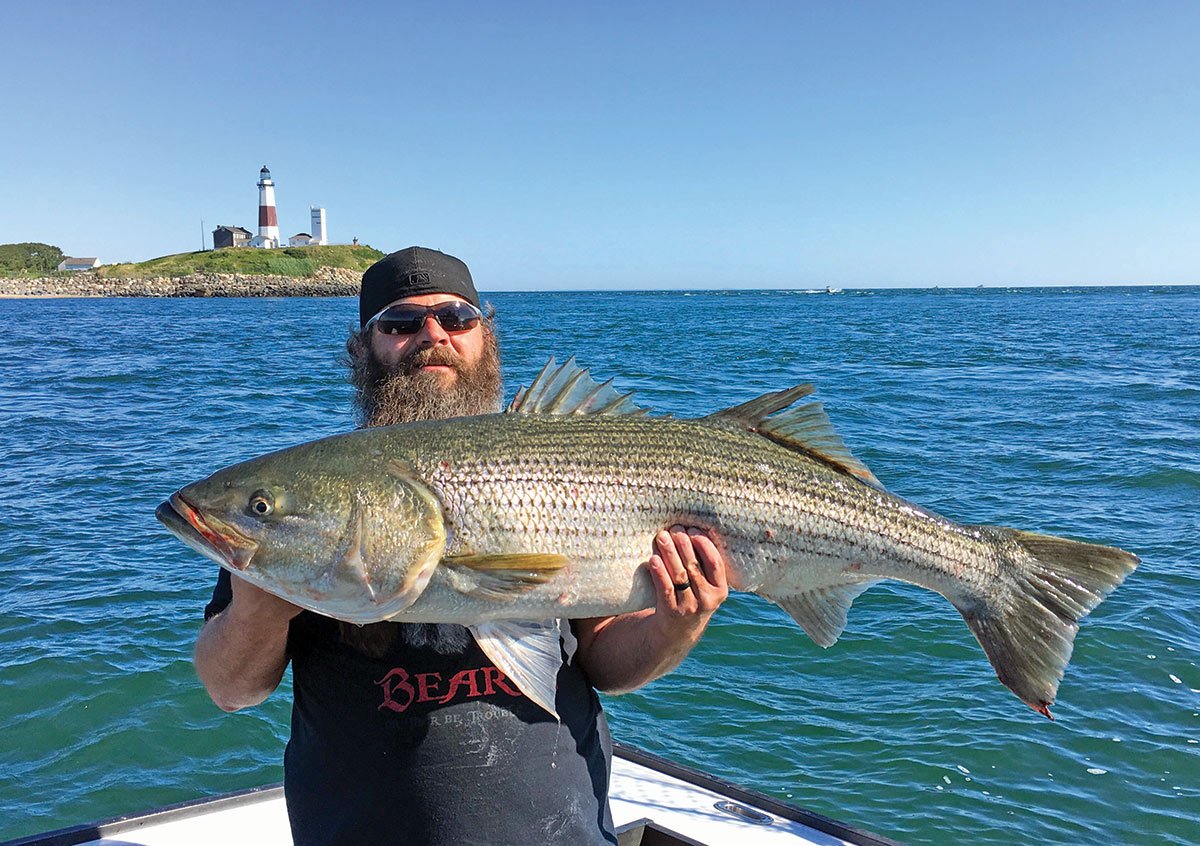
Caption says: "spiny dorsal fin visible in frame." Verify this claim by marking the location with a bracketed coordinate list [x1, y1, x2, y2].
[507, 357, 648, 417]
[705, 385, 883, 489]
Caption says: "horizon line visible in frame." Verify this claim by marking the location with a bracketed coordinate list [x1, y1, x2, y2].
[477, 281, 1198, 293]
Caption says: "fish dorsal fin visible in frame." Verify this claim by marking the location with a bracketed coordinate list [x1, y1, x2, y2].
[705, 385, 884, 489]
[507, 357, 648, 417]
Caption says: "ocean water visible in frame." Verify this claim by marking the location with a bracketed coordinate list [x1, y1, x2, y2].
[0, 287, 1197, 845]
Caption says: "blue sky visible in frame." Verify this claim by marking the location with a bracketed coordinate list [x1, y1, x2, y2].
[2, 1, 1196, 288]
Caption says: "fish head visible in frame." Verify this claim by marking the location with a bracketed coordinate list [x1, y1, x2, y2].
[156, 437, 446, 623]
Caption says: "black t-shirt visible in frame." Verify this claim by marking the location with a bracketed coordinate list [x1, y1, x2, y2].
[205, 569, 616, 846]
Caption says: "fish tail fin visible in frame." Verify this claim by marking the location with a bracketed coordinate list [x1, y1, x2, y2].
[955, 528, 1138, 719]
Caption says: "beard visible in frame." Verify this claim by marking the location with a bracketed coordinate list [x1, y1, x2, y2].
[339, 326, 503, 655]
[337, 618, 474, 656]
[349, 329, 503, 427]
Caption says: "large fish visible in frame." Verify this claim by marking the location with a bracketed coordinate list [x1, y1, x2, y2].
[158, 359, 1138, 718]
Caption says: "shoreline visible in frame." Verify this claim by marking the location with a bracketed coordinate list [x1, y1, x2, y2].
[3, 275, 1194, 299]
[0, 267, 361, 299]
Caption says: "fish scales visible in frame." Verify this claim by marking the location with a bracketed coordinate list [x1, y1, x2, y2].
[368, 414, 1006, 621]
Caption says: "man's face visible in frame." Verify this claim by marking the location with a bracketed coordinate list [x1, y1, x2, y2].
[368, 293, 487, 380]
[350, 293, 502, 427]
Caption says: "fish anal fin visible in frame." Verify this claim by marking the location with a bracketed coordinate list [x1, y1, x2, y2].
[770, 580, 877, 648]
[443, 553, 570, 600]
[470, 620, 564, 719]
[506, 357, 646, 417]
[705, 388, 883, 490]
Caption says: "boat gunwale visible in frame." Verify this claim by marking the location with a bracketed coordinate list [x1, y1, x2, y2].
[1, 783, 284, 846]
[611, 743, 904, 846]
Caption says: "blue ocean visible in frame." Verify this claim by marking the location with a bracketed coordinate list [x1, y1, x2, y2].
[1, 287, 1196, 845]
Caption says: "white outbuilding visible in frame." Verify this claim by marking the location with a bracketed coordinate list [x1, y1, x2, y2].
[57, 257, 101, 271]
[310, 206, 327, 245]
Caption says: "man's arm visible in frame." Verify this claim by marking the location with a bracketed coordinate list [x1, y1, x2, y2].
[573, 527, 729, 694]
[193, 576, 303, 712]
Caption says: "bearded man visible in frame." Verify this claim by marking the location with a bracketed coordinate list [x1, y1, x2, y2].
[193, 247, 729, 846]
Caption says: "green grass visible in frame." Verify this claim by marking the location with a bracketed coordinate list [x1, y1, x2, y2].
[97, 244, 385, 279]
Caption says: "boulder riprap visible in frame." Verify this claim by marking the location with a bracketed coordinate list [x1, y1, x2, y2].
[0, 266, 362, 298]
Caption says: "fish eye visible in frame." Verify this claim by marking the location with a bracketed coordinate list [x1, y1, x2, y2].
[248, 490, 275, 517]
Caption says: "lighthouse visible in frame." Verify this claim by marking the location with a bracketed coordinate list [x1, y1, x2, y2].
[253, 165, 280, 248]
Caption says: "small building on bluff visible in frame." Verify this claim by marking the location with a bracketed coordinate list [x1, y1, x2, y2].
[212, 226, 253, 249]
[309, 206, 327, 245]
[57, 257, 101, 271]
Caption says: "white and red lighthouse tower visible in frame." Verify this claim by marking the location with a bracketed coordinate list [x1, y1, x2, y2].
[253, 165, 280, 248]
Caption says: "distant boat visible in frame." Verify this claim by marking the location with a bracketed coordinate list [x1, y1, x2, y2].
[825, 286, 842, 294]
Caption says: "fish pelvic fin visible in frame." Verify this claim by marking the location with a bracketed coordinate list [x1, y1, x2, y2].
[957, 528, 1139, 719]
[470, 619, 565, 719]
[767, 580, 879, 647]
[704, 387, 884, 490]
[507, 357, 648, 417]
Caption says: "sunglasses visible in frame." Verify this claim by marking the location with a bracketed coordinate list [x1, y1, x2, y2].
[366, 301, 484, 335]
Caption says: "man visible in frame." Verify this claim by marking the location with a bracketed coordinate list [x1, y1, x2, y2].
[194, 247, 729, 845]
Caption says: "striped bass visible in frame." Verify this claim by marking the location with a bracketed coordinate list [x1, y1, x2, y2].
[157, 359, 1138, 717]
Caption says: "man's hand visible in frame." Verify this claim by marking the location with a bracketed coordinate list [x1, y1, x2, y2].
[645, 527, 729, 637]
[226, 573, 305, 629]
[573, 526, 730, 694]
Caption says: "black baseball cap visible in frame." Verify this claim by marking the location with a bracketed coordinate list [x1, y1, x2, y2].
[359, 247, 481, 327]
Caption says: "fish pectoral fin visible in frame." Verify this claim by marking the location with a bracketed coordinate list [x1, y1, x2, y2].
[443, 553, 570, 601]
[768, 580, 878, 648]
[705, 388, 884, 490]
[470, 619, 564, 719]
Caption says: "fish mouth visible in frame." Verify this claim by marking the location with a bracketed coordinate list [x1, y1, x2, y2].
[156, 493, 258, 571]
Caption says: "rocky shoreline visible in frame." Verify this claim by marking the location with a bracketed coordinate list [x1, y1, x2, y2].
[0, 266, 362, 298]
